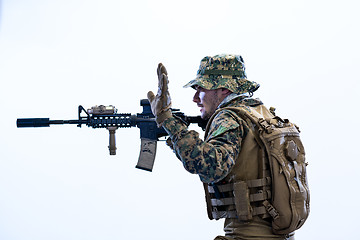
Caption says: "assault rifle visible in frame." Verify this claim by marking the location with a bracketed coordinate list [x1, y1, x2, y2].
[16, 99, 206, 172]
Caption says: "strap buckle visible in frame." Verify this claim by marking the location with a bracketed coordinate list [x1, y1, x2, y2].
[263, 200, 279, 219]
[258, 118, 272, 134]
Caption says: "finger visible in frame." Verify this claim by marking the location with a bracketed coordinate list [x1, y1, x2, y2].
[147, 91, 155, 103]
[157, 63, 162, 78]
[157, 63, 168, 78]
[157, 63, 163, 93]
[159, 73, 168, 96]
[160, 63, 168, 76]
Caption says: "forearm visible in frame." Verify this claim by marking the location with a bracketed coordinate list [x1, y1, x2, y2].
[163, 116, 241, 183]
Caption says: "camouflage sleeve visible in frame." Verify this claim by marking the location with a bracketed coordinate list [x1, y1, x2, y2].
[162, 110, 246, 184]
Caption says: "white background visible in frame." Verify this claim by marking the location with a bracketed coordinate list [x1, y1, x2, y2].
[0, 0, 359, 239]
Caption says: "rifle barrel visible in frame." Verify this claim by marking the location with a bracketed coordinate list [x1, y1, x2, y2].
[17, 118, 51, 127]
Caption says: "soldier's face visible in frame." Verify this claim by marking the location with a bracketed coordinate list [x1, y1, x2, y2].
[193, 86, 225, 120]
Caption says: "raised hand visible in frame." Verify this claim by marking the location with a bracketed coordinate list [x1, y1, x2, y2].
[147, 63, 172, 126]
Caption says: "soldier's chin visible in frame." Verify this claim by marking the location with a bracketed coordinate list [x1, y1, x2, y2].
[201, 112, 211, 120]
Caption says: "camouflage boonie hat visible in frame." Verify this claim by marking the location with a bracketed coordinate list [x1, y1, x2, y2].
[184, 54, 260, 94]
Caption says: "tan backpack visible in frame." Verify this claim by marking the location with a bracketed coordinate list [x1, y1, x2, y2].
[225, 105, 310, 235]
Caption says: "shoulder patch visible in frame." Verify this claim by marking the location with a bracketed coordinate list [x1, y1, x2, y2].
[207, 110, 240, 140]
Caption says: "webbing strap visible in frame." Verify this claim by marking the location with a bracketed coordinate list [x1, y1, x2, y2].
[208, 177, 271, 194]
[246, 177, 271, 188]
[211, 207, 269, 219]
[210, 190, 271, 207]
[208, 184, 232, 193]
[212, 210, 238, 219]
[249, 190, 271, 202]
[252, 206, 269, 216]
[210, 198, 235, 206]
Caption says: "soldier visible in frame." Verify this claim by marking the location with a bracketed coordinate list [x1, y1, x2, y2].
[148, 54, 296, 240]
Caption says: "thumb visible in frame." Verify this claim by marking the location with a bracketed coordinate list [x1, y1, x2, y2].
[147, 91, 156, 103]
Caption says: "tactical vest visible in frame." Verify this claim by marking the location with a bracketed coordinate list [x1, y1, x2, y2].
[203, 104, 310, 235]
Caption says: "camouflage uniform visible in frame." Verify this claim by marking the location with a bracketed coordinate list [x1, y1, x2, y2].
[163, 94, 253, 183]
[162, 55, 294, 240]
